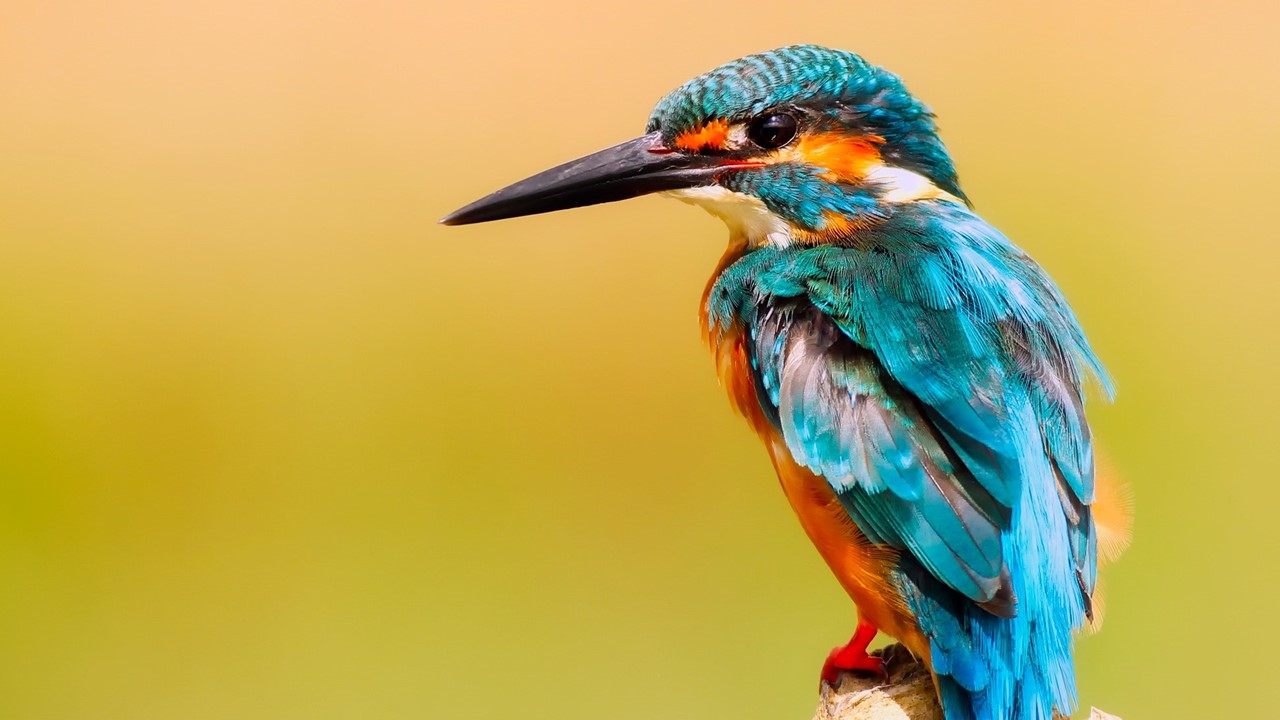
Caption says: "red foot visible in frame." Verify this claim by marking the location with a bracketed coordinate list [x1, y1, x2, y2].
[820, 619, 888, 687]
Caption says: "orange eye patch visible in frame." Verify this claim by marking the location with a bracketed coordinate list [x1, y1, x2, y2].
[673, 119, 731, 152]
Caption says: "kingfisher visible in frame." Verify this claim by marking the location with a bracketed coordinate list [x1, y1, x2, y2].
[442, 45, 1130, 720]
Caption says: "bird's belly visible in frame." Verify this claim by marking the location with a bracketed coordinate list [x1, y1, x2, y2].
[766, 437, 929, 659]
[705, 320, 929, 659]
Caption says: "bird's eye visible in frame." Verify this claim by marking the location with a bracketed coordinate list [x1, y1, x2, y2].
[747, 113, 798, 149]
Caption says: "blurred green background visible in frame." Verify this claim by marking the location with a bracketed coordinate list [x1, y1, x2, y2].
[1, 1, 1276, 718]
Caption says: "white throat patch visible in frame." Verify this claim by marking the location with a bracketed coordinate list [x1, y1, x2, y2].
[663, 186, 794, 248]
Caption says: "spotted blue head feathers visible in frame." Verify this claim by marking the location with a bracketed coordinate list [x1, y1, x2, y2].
[647, 45, 965, 207]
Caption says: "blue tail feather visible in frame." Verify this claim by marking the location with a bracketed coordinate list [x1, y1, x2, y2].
[897, 444, 1087, 720]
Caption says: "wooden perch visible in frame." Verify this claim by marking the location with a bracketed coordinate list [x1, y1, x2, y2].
[813, 644, 1119, 720]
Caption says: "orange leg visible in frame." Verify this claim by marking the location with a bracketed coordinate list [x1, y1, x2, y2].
[821, 618, 888, 686]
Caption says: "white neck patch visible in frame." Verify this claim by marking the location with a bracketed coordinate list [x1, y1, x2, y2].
[864, 165, 962, 204]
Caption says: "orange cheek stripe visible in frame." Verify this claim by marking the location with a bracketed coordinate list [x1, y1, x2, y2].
[788, 132, 885, 181]
[674, 119, 730, 152]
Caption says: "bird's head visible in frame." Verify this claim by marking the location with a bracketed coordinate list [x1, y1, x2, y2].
[442, 45, 966, 245]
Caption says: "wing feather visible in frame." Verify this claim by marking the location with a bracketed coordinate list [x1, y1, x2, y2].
[706, 202, 1110, 619]
[762, 303, 1010, 607]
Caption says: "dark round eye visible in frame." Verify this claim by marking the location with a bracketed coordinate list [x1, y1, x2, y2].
[747, 112, 798, 149]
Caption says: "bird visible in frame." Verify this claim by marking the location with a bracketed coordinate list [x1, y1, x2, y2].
[441, 45, 1131, 720]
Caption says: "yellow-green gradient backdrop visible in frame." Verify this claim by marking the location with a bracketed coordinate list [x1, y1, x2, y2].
[2, 2, 1276, 718]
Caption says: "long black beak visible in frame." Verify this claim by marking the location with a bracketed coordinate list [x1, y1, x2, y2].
[440, 131, 749, 226]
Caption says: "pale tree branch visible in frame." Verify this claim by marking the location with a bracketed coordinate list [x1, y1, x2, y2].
[813, 644, 1119, 720]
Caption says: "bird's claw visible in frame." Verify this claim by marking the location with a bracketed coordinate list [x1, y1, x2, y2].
[820, 620, 889, 689]
[821, 646, 888, 687]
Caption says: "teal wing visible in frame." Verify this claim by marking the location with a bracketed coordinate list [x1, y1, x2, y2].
[709, 203, 1109, 612]
[754, 301, 1014, 609]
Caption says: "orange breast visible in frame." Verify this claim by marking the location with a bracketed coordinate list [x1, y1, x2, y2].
[701, 252, 928, 658]
[765, 435, 928, 657]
